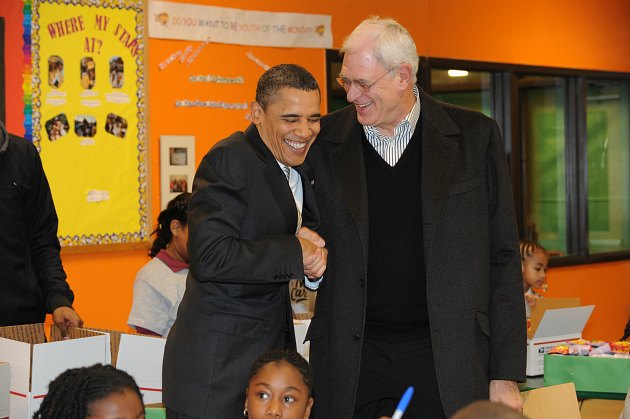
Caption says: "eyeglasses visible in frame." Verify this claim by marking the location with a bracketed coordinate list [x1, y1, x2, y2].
[336, 67, 396, 93]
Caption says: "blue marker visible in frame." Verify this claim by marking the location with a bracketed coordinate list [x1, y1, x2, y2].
[391, 386, 414, 419]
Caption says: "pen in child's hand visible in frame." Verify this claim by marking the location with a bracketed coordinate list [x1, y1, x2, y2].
[391, 386, 414, 419]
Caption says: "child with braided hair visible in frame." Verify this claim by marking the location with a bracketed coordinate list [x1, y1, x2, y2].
[520, 239, 549, 318]
[244, 348, 314, 419]
[33, 363, 144, 419]
[127, 192, 191, 337]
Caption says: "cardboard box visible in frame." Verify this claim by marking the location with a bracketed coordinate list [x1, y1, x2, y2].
[0, 362, 9, 419]
[0, 324, 108, 418]
[116, 333, 166, 404]
[88, 328, 166, 405]
[522, 382, 581, 419]
[580, 399, 626, 419]
[526, 298, 594, 376]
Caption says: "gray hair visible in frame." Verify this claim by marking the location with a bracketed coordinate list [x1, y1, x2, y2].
[341, 16, 419, 84]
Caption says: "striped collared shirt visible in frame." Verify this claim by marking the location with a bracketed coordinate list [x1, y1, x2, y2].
[363, 85, 421, 166]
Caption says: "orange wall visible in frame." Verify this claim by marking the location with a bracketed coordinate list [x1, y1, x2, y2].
[2, 0, 629, 338]
[545, 261, 630, 341]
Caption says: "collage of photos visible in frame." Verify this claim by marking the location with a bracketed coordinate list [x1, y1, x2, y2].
[44, 113, 129, 141]
[47, 55, 127, 90]
[44, 54, 131, 142]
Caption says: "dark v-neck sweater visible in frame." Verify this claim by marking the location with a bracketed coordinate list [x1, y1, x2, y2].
[362, 126, 429, 342]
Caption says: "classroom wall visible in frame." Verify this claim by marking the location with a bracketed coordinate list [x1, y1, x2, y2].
[2, 0, 629, 339]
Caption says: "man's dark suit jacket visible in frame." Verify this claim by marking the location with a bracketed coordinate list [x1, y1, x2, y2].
[162, 124, 318, 418]
[306, 88, 526, 418]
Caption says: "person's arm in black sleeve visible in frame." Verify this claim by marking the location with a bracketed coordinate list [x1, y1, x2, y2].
[25, 142, 83, 335]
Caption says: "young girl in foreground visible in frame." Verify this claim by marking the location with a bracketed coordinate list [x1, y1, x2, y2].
[245, 348, 314, 419]
[33, 364, 145, 419]
[520, 239, 549, 317]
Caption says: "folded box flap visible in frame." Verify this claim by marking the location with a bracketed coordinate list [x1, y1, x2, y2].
[532, 305, 595, 340]
[522, 382, 580, 419]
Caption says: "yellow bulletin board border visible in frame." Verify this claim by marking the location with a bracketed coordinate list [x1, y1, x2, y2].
[31, 0, 148, 248]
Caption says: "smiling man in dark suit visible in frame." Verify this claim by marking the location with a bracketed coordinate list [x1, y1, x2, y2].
[306, 17, 526, 418]
[163, 64, 327, 419]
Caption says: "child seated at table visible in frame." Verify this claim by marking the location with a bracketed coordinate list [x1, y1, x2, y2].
[244, 348, 314, 419]
[520, 239, 549, 318]
[33, 363, 145, 419]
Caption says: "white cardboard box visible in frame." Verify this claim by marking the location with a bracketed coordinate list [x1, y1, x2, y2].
[0, 324, 108, 418]
[0, 362, 9, 419]
[115, 333, 166, 404]
[88, 328, 166, 405]
[526, 304, 594, 376]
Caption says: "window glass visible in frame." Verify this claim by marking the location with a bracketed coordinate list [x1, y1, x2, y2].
[519, 76, 567, 256]
[430, 69, 492, 116]
[586, 80, 630, 253]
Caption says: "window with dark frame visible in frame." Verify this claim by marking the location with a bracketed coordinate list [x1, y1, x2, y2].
[325, 51, 630, 265]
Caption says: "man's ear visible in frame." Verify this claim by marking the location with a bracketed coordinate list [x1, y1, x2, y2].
[250, 101, 263, 125]
[397, 63, 413, 89]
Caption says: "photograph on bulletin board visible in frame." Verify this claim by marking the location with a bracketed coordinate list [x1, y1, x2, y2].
[30, 0, 147, 247]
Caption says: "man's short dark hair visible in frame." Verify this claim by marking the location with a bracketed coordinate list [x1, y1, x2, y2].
[255, 64, 320, 110]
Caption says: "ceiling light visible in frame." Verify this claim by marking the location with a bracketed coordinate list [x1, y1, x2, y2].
[447, 69, 469, 77]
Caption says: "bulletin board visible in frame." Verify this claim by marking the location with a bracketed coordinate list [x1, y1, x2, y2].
[30, 0, 147, 247]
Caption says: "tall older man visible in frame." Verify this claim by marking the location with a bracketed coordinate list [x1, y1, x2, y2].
[306, 17, 525, 418]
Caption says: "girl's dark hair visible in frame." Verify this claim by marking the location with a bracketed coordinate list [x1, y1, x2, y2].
[519, 239, 547, 262]
[33, 363, 144, 419]
[248, 347, 313, 395]
[149, 192, 191, 257]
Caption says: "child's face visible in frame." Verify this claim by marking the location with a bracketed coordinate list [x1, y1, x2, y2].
[245, 361, 313, 419]
[86, 388, 145, 419]
[522, 249, 549, 290]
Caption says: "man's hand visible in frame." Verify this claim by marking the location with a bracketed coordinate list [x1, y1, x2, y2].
[489, 380, 522, 412]
[52, 306, 84, 339]
[297, 227, 327, 279]
[297, 226, 325, 247]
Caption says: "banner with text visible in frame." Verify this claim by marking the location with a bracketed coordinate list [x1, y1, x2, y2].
[148, 1, 332, 49]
